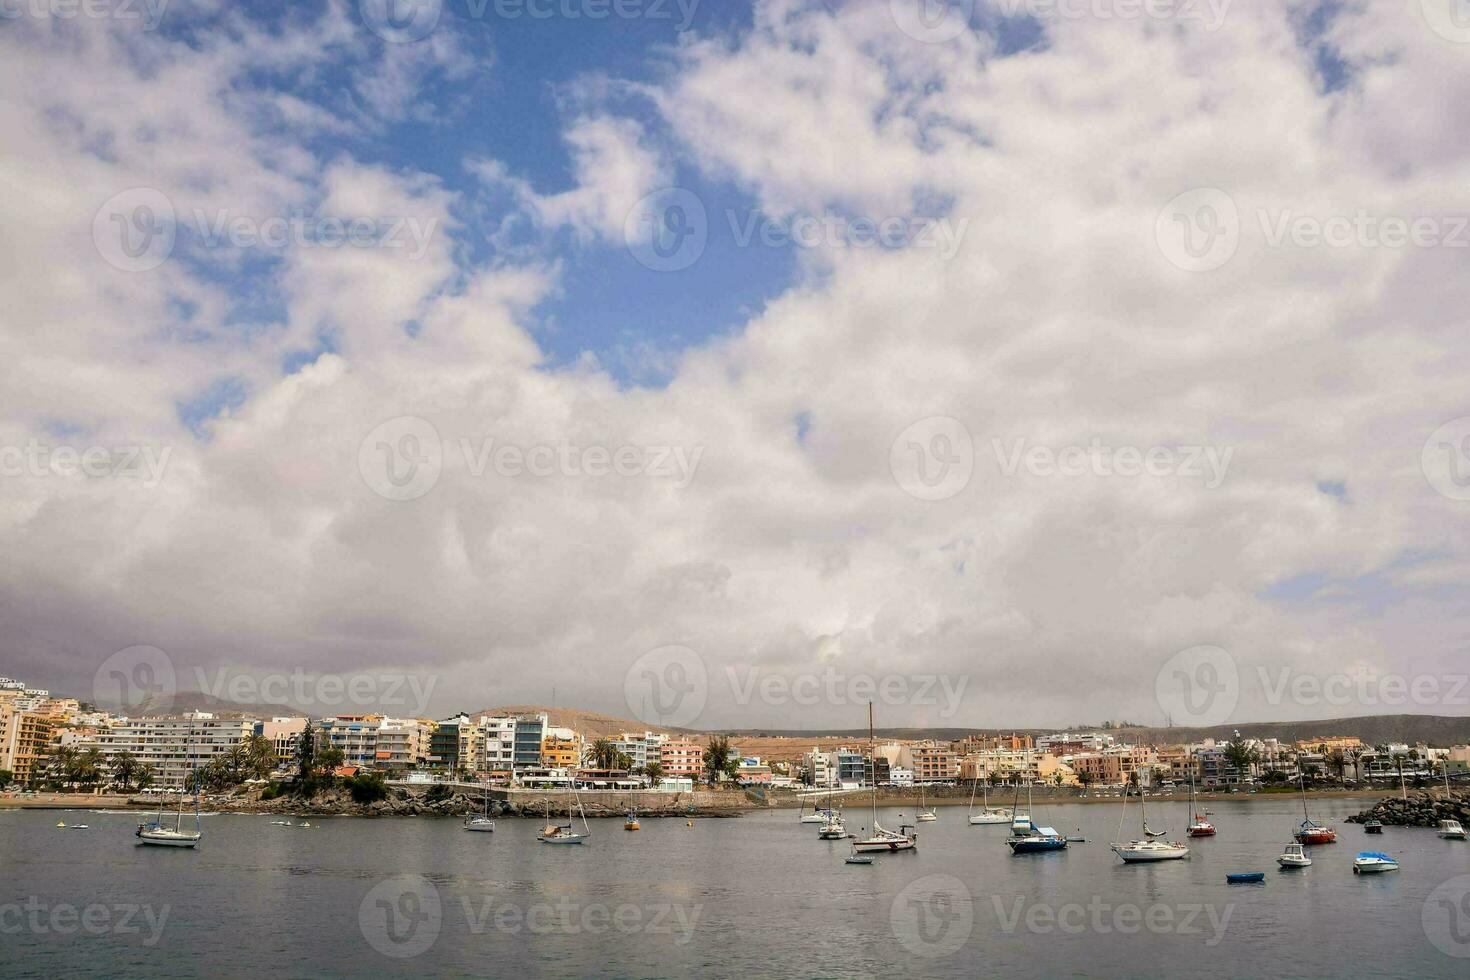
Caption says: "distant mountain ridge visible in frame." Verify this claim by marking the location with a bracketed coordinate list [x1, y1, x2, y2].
[715, 714, 1470, 747]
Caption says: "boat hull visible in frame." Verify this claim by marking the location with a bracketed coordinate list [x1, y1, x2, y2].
[538, 835, 586, 845]
[1112, 843, 1189, 862]
[1008, 837, 1067, 853]
[136, 833, 200, 848]
[463, 823, 495, 833]
[852, 837, 915, 853]
[969, 814, 1010, 825]
[1295, 830, 1338, 845]
[1226, 873, 1265, 883]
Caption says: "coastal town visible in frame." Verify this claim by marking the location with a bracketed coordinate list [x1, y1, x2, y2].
[3, 675, 1467, 806]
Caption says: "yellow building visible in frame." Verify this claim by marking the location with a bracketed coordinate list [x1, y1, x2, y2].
[541, 735, 581, 769]
[0, 705, 58, 785]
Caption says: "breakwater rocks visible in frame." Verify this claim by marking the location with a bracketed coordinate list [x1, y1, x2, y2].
[147, 787, 758, 819]
[1346, 791, 1468, 827]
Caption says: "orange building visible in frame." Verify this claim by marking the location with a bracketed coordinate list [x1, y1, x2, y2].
[660, 738, 703, 779]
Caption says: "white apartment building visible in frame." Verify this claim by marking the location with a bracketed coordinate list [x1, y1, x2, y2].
[478, 716, 517, 771]
[96, 714, 255, 789]
[612, 731, 666, 770]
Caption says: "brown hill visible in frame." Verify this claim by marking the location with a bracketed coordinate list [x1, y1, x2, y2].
[472, 705, 683, 739]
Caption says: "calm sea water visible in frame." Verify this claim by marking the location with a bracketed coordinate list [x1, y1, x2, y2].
[2, 797, 1468, 978]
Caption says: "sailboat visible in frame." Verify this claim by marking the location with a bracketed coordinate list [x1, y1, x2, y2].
[137, 721, 202, 848]
[1186, 772, 1215, 837]
[798, 795, 828, 824]
[916, 780, 937, 822]
[851, 703, 916, 853]
[1110, 785, 1189, 862]
[624, 807, 640, 831]
[1006, 782, 1066, 853]
[538, 779, 589, 844]
[817, 779, 846, 839]
[1292, 771, 1337, 845]
[968, 775, 1010, 825]
[463, 781, 495, 833]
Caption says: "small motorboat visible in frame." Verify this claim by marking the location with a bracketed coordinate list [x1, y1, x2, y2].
[1438, 819, 1466, 841]
[1363, 820, 1383, 835]
[270, 820, 293, 827]
[845, 849, 874, 865]
[1353, 851, 1399, 874]
[1226, 872, 1265, 884]
[1066, 833, 1087, 843]
[1277, 843, 1312, 868]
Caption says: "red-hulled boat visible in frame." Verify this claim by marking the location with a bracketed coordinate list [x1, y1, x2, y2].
[1186, 775, 1216, 837]
[1292, 772, 1336, 844]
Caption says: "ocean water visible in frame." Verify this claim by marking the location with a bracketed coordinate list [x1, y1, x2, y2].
[1, 797, 1468, 978]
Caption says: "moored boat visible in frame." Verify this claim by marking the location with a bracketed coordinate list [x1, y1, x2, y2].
[1278, 843, 1312, 868]
[1438, 819, 1466, 841]
[1352, 851, 1399, 874]
[1226, 872, 1265, 883]
[968, 776, 1010, 825]
[1363, 820, 1383, 835]
[1006, 783, 1066, 853]
[1186, 773, 1215, 837]
[464, 782, 495, 833]
[1292, 772, 1336, 845]
[1110, 785, 1188, 863]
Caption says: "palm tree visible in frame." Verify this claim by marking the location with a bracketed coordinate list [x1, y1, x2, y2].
[135, 765, 154, 792]
[702, 735, 737, 787]
[1223, 741, 1258, 784]
[111, 750, 142, 791]
[643, 760, 664, 786]
[589, 738, 621, 770]
[1327, 749, 1346, 787]
[75, 748, 103, 791]
[244, 734, 276, 779]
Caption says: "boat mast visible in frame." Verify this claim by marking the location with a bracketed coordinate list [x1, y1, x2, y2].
[868, 701, 877, 828]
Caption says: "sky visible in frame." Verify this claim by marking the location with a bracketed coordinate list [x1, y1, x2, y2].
[4, 0, 1470, 731]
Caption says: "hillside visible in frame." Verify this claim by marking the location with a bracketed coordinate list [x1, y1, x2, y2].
[472, 705, 681, 739]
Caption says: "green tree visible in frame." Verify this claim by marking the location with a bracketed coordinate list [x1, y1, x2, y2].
[643, 760, 664, 786]
[1223, 742, 1259, 783]
[702, 735, 739, 787]
[110, 750, 142, 791]
[590, 738, 621, 770]
[0, 769, 12, 789]
[1075, 770, 1095, 789]
[244, 734, 276, 779]
[135, 765, 154, 791]
[295, 720, 317, 780]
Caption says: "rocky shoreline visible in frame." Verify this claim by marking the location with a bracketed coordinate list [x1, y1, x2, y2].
[1346, 791, 1468, 827]
[131, 788, 756, 819]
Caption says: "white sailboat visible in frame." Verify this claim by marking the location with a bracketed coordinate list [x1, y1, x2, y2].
[137, 721, 202, 849]
[798, 794, 828, 824]
[968, 775, 1010, 825]
[538, 779, 589, 844]
[817, 780, 846, 839]
[916, 781, 937, 822]
[851, 703, 916, 853]
[1110, 785, 1188, 863]
[464, 781, 495, 833]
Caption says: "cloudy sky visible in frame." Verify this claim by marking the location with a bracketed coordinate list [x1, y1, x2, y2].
[3, 0, 1470, 730]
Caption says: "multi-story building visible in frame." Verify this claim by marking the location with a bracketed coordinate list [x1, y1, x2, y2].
[660, 737, 703, 780]
[833, 748, 870, 786]
[96, 714, 254, 789]
[258, 718, 307, 770]
[375, 719, 430, 772]
[479, 716, 517, 773]
[1069, 746, 1156, 787]
[912, 742, 958, 784]
[735, 757, 773, 784]
[611, 731, 665, 771]
[317, 716, 383, 769]
[0, 704, 58, 785]
[512, 713, 547, 771]
[430, 716, 465, 771]
[541, 734, 581, 769]
[802, 747, 833, 787]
